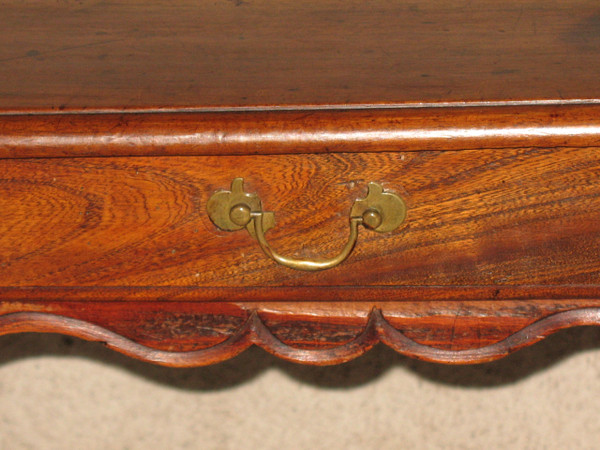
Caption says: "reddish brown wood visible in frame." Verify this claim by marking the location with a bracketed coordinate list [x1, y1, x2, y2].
[2, 105, 600, 159]
[2, 303, 600, 365]
[1, 150, 599, 289]
[1, 286, 600, 303]
[1, 0, 600, 111]
[2, 298, 597, 352]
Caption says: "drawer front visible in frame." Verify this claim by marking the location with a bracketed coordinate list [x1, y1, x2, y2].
[2, 148, 600, 364]
[1, 148, 599, 297]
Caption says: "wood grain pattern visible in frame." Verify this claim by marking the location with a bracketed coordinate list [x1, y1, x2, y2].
[1, 0, 600, 111]
[1, 150, 599, 290]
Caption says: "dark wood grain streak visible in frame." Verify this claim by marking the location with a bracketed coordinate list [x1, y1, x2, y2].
[2, 307, 600, 365]
[2, 105, 600, 159]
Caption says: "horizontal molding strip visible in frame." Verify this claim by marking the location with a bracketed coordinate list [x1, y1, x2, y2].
[1, 104, 600, 159]
[2, 285, 600, 302]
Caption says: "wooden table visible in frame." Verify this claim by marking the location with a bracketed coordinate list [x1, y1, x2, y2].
[1, 0, 600, 366]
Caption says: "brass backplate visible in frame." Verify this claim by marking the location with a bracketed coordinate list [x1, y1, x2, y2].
[207, 178, 275, 236]
[350, 182, 406, 233]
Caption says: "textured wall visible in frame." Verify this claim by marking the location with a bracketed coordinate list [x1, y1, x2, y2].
[1, 329, 600, 449]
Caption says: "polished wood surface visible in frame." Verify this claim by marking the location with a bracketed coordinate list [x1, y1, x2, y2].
[1, 150, 599, 290]
[2, 105, 600, 159]
[1, 0, 600, 111]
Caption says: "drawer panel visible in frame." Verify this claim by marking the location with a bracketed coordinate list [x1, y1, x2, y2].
[1, 148, 599, 295]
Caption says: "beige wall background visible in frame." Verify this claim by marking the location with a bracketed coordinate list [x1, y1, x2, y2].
[1, 328, 600, 449]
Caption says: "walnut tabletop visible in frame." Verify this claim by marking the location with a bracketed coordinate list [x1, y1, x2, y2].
[1, 0, 600, 111]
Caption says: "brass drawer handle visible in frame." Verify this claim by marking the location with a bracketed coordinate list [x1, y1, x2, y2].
[207, 178, 406, 271]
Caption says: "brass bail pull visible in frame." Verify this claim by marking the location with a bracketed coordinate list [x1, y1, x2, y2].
[207, 178, 406, 271]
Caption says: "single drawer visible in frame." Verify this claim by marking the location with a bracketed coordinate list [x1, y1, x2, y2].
[1, 147, 600, 364]
[2, 149, 600, 290]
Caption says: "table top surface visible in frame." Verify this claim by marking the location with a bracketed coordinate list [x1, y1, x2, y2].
[2, 0, 600, 113]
